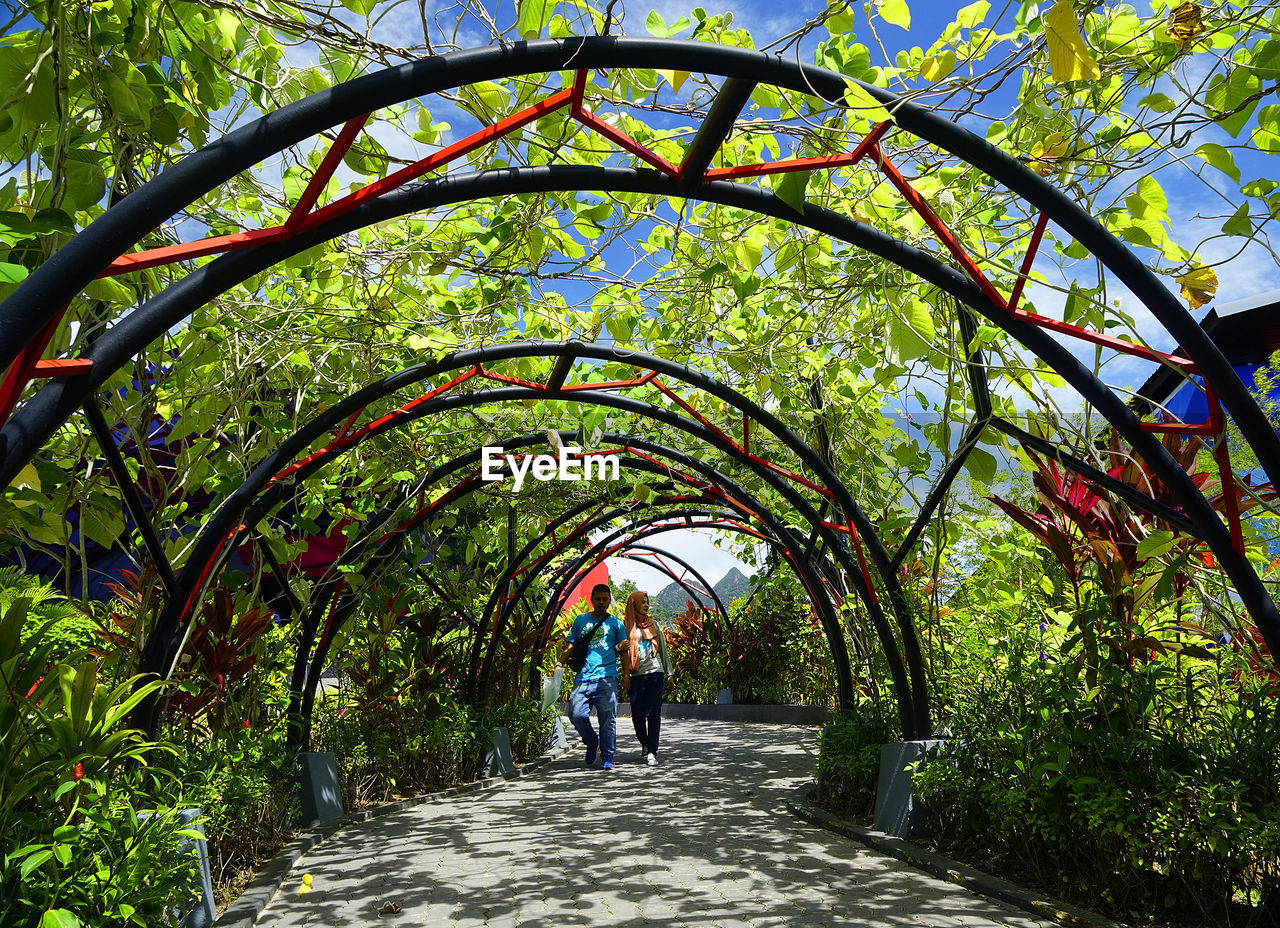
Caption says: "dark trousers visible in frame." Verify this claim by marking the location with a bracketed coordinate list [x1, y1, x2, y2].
[630, 671, 665, 755]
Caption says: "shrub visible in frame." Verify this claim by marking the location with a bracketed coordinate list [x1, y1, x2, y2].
[815, 695, 898, 819]
[0, 595, 200, 926]
[913, 651, 1280, 920]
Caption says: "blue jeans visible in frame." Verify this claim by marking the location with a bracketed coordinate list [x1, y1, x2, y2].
[568, 676, 617, 761]
[629, 671, 665, 755]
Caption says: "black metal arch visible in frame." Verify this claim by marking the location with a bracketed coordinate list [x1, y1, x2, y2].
[134, 348, 921, 734]
[55, 160, 1266, 683]
[278, 431, 851, 746]
[2, 36, 1271, 482]
[1, 38, 1275, 732]
[611, 546, 730, 626]
[306, 450, 849, 727]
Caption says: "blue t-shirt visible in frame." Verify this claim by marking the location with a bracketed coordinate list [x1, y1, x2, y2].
[567, 612, 628, 680]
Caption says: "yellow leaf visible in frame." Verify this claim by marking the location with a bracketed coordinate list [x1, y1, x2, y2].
[878, 0, 911, 30]
[298, 873, 313, 895]
[7, 463, 40, 508]
[1044, 0, 1101, 82]
[920, 52, 956, 82]
[658, 69, 689, 92]
[1178, 265, 1218, 311]
[1167, 2, 1204, 49]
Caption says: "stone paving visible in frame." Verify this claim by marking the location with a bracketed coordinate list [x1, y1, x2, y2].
[254, 719, 1059, 927]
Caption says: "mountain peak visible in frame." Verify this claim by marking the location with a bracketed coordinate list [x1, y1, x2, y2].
[650, 565, 754, 616]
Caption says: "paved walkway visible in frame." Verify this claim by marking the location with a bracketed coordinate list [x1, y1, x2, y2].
[255, 720, 1058, 927]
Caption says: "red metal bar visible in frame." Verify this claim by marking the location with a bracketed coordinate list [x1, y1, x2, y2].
[179, 525, 243, 624]
[101, 227, 290, 276]
[31, 358, 94, 378]
[287, 114, 371, 228]
[334, 408, 365, 442]
[377, 474, 478, 542]
[846, 514, 880, 606]
[702, 120, 890, 181]
[651, 378, 735, 446]
[0, 305, 69, 428]
[743, 448, 837, 500]
[570, 69, 588, 117]
[875, 148, 1008, 309]
[560, 370, 659, 392]
[477, 368, 546, 389]
[1139, 421, 1216, 435]
[1007, 212, 1049, 315]
[1206, 384, 1245, 555]
[270, 366, 481, 485]
[573, 108, 681, 178]
[706, 152, 865, 181]
[357, 366, 482, 435]
[1009, 309, 1198, 372]
[302, 89, 574, 231]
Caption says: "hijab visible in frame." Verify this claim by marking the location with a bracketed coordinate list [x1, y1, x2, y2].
[624, 591, 659, 670]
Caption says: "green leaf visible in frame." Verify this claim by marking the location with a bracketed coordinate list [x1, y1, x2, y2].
[773, 170, 811, 215]
[732, 233, 764, 272]
[459, 82, 507, 119]
[1138, 92, 1176, 113]
[339, 0, 378, 13]
[40, 912, 80, 928]
[1222, 203, 1252, 237]
[21, 848, 52, 879]
[885, 299, 934, 363]
[80, 506, 125, 548]
[826, 4, 854, 34]
[516, 0, 554, 39]
[84, 276, 133, 306]
[920, 52, 957, 82]
[964, 447, 998, 484]
[955, 0, 990, 28]
[645, 10, 690, 37]
[842, 81, 891, 123]
[100, 70, 143, 126]
[1136, 530, 1177, 560]
[1205, 68, 1261, 137]
[878, 0, 911, 30]
[1194, 143, 1240, 183]
[1124, 175, 1167, 223]
[342, 135, 390, 177]
[0, 261, 28, 283]
[1254, 104, 1280, 154]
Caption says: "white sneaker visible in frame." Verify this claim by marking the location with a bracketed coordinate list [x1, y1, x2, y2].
[645, 753, 658, 766]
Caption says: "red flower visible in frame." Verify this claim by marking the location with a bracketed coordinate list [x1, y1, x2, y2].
[243, 719, 251, 728]
[72, 763, 84, 781]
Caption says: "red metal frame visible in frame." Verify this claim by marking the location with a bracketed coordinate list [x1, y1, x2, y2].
[0, 305, 88, 428]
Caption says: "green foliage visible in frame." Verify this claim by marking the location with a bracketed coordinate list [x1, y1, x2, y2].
[661, 570, 838, 706]
[312, 691, 479, 808]
[816, 696, 898, 819]
[914, 652, 1280, 919]
[0, 592, 199, 925]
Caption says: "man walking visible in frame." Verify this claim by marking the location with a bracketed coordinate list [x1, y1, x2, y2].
[558, 584, 629, 770]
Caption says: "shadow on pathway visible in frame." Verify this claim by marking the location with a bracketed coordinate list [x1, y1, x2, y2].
[252, 719, 1057, 927]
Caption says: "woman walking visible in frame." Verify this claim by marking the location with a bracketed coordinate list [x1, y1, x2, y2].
[622, 591, 674, 766]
